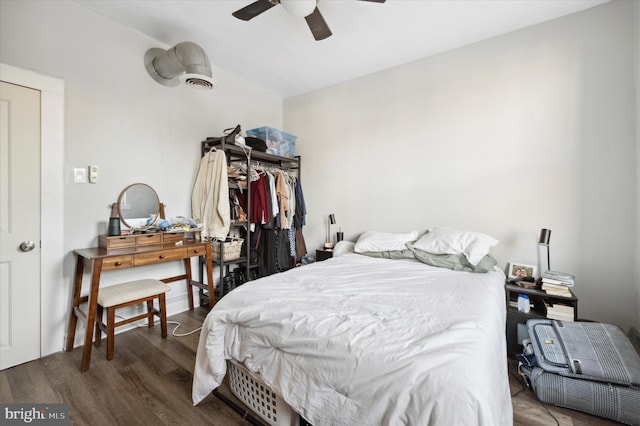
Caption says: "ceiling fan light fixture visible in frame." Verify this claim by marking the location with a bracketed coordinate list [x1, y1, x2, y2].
[232, 0, 386, 41]
[280, 0, 317, 18]
[144, 41, 216, 90]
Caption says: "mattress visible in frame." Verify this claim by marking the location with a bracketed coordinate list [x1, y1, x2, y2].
[192, 252, 513, 425]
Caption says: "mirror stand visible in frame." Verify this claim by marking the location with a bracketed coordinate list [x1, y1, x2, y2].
[115, 183, 164, 232]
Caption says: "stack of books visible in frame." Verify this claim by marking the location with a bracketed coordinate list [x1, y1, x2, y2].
[540, 270, 574, 297]
[509, 299, 534, 310]
[545, 301, 575, 322]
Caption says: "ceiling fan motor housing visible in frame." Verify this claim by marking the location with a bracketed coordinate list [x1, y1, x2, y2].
[280, 0, 316, 18]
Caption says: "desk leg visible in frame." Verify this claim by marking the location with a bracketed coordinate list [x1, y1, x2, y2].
[205, 244, 215, 309]
[184, 258, 194, 310]
[66, 256, 85, 352]
[80, 258, 103, 372]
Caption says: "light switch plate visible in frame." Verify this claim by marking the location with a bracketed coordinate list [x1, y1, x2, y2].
[73, 167, 87, 183]
[88, 165, 98, 183]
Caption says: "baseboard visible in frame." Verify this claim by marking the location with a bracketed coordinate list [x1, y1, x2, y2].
[628, 327, 640, 356]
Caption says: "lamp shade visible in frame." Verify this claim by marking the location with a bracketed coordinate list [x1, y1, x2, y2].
[539, 228, 551, 272]
[539, 228, 551, 246]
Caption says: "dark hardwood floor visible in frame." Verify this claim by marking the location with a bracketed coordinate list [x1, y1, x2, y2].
[1, 308, 621, 425]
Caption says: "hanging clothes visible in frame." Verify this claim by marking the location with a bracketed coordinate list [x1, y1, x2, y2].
[286, 175, 296, 230]
[250, 172, 269, 225]
[295, 228, 307, 265]
[277, 229, 293, 271]
[294, 178, 307, 228]
[257, 228, 278, 277]
[275, 171, 289, 230]
[265, 171, 279, 223]
[191, 149, 230, 240]
[246, 163, 308, 277]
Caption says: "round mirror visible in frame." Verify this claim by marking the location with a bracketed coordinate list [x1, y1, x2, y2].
[116, 183, 163, 229]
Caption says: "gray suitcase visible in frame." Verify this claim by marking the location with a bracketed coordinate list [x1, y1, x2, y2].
[519, 319, 640, 425]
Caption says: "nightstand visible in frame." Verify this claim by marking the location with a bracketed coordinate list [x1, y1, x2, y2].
[505, 283, 578, 353]
[315, 249, 333, 262]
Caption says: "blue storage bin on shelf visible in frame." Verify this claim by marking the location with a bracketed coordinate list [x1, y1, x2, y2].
[246, 126, 297, 158]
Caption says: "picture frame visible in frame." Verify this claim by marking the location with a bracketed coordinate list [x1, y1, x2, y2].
[507, 262, 537, 279]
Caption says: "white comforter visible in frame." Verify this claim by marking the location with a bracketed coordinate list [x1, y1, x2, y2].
[193, 253, 513, 425]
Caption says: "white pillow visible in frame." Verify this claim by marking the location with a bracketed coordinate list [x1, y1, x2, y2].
[354, 230, 419, 253]
[333, 241, 355, 257]
[413, 227, 498, 266]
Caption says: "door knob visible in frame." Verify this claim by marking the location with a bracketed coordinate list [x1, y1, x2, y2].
[19, 241, 36, 252]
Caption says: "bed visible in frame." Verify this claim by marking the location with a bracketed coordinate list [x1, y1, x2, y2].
[193, 229, 513, 425]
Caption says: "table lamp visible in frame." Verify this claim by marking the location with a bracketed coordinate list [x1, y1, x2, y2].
[324, 214, 336, 250]
[539, 228, 551, 272]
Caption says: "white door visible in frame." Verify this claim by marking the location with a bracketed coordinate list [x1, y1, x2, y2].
[0, 81, 41, 370]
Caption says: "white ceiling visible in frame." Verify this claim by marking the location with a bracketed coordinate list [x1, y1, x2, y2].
[74, 0, 609, 98]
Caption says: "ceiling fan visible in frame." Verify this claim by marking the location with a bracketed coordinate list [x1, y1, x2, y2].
[232, 0, 387, 41]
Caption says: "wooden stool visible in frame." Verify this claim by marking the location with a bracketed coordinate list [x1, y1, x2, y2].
[94, 279, 170, 360]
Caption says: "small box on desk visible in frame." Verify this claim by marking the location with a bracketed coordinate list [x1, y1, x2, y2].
[246, 126, 297, 158]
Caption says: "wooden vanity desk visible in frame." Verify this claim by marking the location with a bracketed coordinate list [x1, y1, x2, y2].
[66, 236, 214, 372]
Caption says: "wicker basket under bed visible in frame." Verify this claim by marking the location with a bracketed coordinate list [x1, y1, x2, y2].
[228, 361, 299, 426]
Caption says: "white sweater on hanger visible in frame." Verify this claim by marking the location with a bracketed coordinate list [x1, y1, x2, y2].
[191, 149, 230, 240]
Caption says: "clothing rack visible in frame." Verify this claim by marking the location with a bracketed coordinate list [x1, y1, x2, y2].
[198, 137, 302, 305]
[201, 138, 301, 177]
[252, 159, 299, 174]
[239, 161, 300, 184]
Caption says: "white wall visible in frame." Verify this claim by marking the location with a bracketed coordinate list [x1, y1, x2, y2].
[1, 0, 637, 356]
[0, 0, 283, 355]
[635, 0, 640, 332]
[286, 1, 637, 331]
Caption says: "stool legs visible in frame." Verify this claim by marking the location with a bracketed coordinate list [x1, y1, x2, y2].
[147, 300, 155, 328]
[94, 292, 168, 361]
[159, 293, 167, 338]
[106, 307, 116, 360]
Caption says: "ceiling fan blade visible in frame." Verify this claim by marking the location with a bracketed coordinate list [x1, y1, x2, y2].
[358, 0, 387, 2]
[232, 0, 277, 21]
[305, 7, 332, 41]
